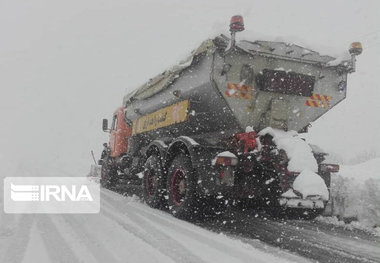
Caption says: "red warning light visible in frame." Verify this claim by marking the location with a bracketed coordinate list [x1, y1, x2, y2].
[230, 15, 245, 32]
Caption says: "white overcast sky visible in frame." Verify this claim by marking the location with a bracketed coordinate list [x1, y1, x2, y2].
[0, 0, 379, 175]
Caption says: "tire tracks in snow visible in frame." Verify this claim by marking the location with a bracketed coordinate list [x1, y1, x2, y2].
[34, 215, 83, 263]
[100, 190, 296, 263]
[60, 210, 175, 263]
[0, 215, 35, 263]
[100, 197, 203, 263]
[51, 214, 114, 263]
[128, 206, 279, 263]
[101, 188, 380, 263]
[127, 203, 307, 263]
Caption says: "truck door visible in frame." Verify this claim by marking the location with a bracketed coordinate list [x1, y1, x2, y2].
[110, 107, 132, 158]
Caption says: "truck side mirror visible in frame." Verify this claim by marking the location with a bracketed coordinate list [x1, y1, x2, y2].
[102, 119, 109, 132]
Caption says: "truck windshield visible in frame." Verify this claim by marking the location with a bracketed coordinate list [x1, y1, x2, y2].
[256, 69, 315, 97]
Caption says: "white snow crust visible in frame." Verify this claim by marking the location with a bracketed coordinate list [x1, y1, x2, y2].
[281, 189, 298, 198]
[179, 136, 199, 146]
[258, 128, 318, 172]
[326, 52, 351, 66]
[245, 126, 254, 132]
[211, 151, 238, 166]
[293, 169, 329, 201]
[217, 151, 238, 159]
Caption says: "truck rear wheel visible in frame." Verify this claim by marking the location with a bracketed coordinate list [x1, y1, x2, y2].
[142, 155, 166, 208]
[167, 154, 197, 219]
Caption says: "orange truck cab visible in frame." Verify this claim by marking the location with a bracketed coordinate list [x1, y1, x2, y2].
[104, 107, 132, 158]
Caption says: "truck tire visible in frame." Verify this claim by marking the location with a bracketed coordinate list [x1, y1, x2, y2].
[100, 157, 117, 188]
[167, 153, 198, 219]
[142, 155, 166, 208]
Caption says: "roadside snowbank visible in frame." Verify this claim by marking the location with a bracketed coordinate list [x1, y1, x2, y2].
[316, 216, 380, 237]
[329, 158, 380, 228]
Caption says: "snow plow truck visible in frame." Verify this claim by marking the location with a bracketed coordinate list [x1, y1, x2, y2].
[99, 16, 362, 219]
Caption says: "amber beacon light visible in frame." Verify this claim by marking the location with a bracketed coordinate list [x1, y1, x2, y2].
[348, 42, 363, 73]
[349, 42, 363, 56]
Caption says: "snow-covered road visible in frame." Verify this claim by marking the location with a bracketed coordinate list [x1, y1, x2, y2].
[0, 187, 309, 263]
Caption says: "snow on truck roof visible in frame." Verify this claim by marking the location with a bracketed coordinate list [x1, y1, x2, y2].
[123, 35, 345, 105]
[238, 40, 335, 64]
[218, 34, 339, 64]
